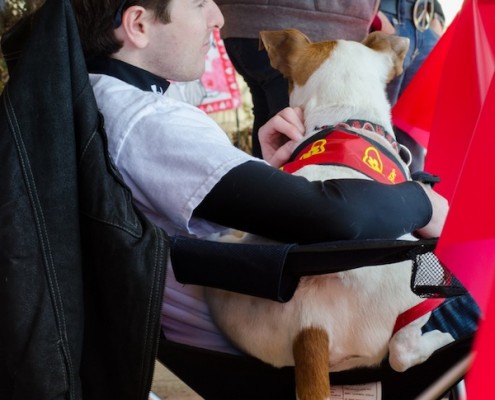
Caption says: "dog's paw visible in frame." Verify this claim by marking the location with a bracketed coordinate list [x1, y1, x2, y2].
[388, 314, 454, 372]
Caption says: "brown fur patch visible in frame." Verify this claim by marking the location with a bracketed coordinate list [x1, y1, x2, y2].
[260, 29, 337, 93]
[293, 327, 330, 400]
[362, 31, 409, 82]
[292, 42, 337, 88]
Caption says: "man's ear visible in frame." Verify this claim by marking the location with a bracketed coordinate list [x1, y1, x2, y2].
[118, 6, 150, 49]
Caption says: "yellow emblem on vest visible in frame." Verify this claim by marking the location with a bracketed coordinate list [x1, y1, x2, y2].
[388, 169, 397, 184]
[362, 146, 383, 174]
[300, 139, 327, 160]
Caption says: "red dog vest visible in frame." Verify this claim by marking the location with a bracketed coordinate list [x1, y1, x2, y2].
[281, 121, 408, 185]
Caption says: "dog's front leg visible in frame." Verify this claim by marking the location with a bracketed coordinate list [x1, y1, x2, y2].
[388, 313, 455, 372]
[293, 326, 331, 400]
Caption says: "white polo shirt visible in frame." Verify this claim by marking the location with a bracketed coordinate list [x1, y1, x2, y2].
[90, 73, 260, 353]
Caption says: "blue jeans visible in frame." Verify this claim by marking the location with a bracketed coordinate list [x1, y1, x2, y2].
[422, 293, 480, 341]
[224, 38, 289, 158]
[382, 9, 441, 172]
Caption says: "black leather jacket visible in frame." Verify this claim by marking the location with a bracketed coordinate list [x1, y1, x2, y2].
[0, 0, 168, 398]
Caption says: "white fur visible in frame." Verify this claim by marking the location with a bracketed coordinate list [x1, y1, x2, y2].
[291, 41, 395, 135]
[205, 32, 452, 383]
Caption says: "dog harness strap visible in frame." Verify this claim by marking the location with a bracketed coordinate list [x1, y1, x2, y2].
[338, 120, 399, 152]
[281, 129, 408, 185]
[393, 298, 446, 334]
[315, 119, 400, 153]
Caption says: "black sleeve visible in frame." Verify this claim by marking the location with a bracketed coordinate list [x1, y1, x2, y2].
[194, 161, 432, 244]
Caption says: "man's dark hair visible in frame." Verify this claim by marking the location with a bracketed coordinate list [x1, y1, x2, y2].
[72, 0, 171, 59]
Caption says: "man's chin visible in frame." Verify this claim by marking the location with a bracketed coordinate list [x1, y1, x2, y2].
[167, 65, 205, 83]
[182, 67, 205, 83]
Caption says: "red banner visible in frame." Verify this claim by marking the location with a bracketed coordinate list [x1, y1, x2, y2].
[392, 1, 495, 397]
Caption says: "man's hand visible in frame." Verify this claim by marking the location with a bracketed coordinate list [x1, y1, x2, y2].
[430, 16, 445, 37]
[259, 107, 305, 168]
[414, 182, 449, 238]
[376, 11, 396, 34]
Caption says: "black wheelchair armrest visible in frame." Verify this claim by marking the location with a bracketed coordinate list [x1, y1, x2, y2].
[170, 235, 438, 302]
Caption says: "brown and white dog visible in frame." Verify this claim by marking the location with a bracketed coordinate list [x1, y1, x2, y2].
[205, 30, 453, 400]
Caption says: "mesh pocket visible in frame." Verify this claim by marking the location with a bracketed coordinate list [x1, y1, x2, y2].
[410, 251, 467, 298]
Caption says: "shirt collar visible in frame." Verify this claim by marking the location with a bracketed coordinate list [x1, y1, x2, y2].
[87, 56, 170, 94]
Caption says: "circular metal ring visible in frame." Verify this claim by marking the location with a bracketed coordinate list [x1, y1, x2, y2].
[413, 0, 435, 32]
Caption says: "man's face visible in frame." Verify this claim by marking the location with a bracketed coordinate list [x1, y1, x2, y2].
[143, 0, 224, 81]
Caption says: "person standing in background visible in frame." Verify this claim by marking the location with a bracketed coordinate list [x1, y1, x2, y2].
[376, 0, 445, 104]
[374, 0, 446, 172]
[216, 0, 380, 157]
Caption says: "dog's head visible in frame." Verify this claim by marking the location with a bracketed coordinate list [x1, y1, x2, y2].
[259, 29, 409, 133]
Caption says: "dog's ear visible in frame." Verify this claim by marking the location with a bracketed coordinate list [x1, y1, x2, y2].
[362, 31, 410, 82]
[259, 29, 312, 80]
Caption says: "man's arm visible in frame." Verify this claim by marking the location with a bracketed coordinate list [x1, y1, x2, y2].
[194, 161, 436, 243]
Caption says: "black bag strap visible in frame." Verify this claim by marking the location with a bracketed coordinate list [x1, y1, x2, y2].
[170, 236, 437, 302]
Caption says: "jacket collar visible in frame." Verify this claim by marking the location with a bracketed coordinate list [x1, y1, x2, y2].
[87, 56, 170, 94]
